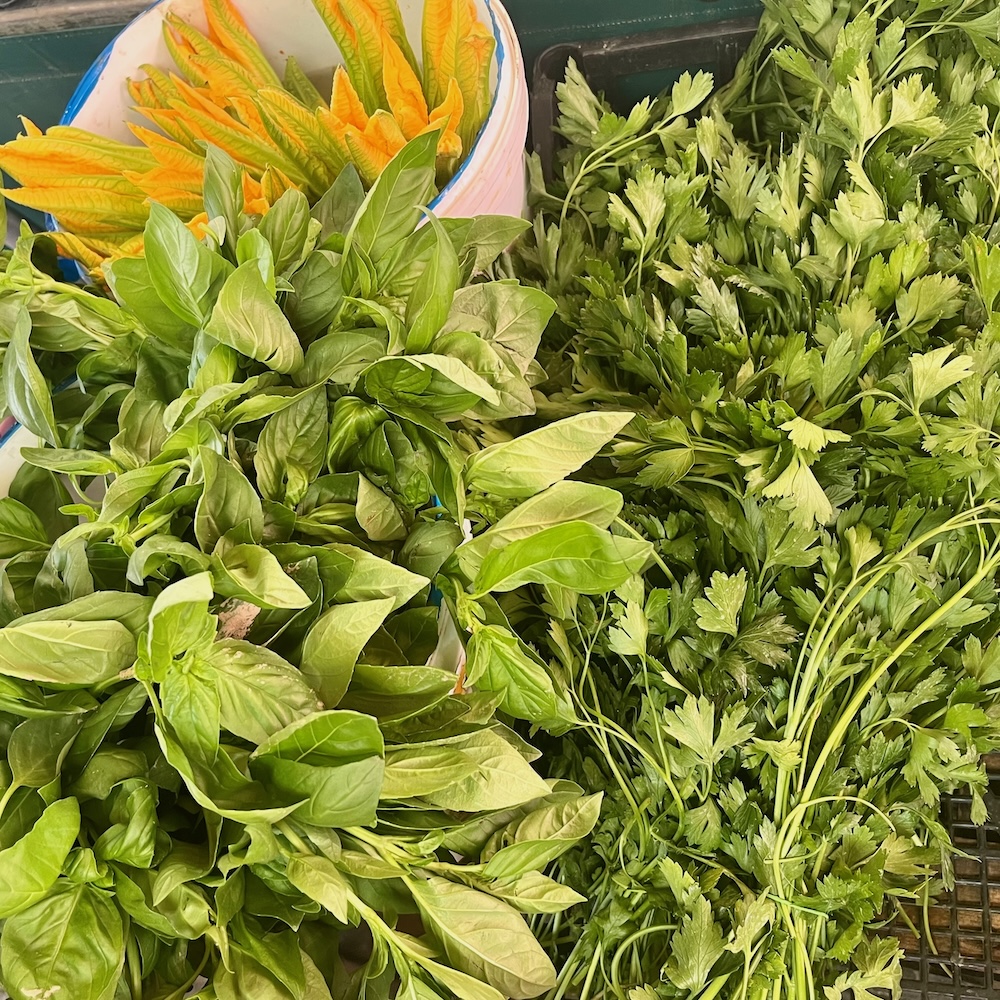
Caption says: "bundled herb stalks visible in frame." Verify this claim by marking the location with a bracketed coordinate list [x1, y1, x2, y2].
[512, 0, 1000, 995]
[0, 136, 650, 1000]
[0, 0, 493, 271]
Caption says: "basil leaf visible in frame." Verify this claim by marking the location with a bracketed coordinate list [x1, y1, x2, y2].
[481, 794, 603, 879]
[8, 463, 75, 543]
[205, 261, 304, 373]
[99, 462, 180, 522]
[474, 521, 652, 595]
[251, 711, 385, 827]
[300, 597, 395, 707]
[475, 871, 587, 915]
[285, 250, 345, 340]
[405, 212, 460, 353]
[0, 882, 125, 1000]
[465, 625, 576, 732]
[260, 188, 313, 276]
[299, 328, 386, 385]
[20, 448, 121, 476]
[284, 854, 352, 923]
[203, 145, 243, 256]
[381, 745, 480, 799]
[144, 202, 229, 327]
[345, 132, 438, 267]
[144, 573, 215, 676]
[455, 481, 624, 577]
[253, 710, 384, 761]
[423, 732, 551, 812]
[323, 543, 429, 608]
[0, 798, 80, 918]
[194, 448, 264, 552]
[114, 868, 210, 940]
[408, 875, 557, 999]
[255, 387, 328, 505]
[0, 619, 136, 688]
[236, 229, 278, 296]
[443, 283, 556, 377]
[0, 497, 49, 558]
[212, 544, 311, 610]
[105, 256, 198, 347]
[312, 163, 365, 243]
[92, 778, 157, 867]
[465, 411, 635, 498]
[203, 639, 320, 744]
[3, 304, 58, 447]
[364, 354, 500, 417]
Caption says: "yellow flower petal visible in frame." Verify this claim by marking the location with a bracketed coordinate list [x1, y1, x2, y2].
[365, 0, 417, 70]
[17, 117, 42, 138]
[426, 75, 464, 158]
[312, 0, 388, 111]
[331, 66, 368, 130]
[127, 124, 206, 175]
[256, 88, 346, 188]
[344, 110, 405, 185]
[136, 107, 204, 152]
[5, 186, 150, 232]
[382, 34, 428, 139]
[421, 0, 494, 152]
[203, 0, 282, 88]
[0, 133, 155, 187]
[48, 232, 108, 271]
[186, 52, 260, 103]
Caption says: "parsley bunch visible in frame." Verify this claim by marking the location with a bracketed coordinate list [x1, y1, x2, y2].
[513, 1, 1000, 996]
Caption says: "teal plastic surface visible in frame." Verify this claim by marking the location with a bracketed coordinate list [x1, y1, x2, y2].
[0, 21, 129, 229]
[0, 23, 127, 144]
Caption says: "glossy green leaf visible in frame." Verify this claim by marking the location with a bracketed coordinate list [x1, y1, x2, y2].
[300, 597, 394, 707]
[408, 875, 557, 999]
[0, 619, 136, 688]
[345, 132, 438, 266]
[1, 882, 125, 1000]
[465, 412, 635, 498]
[205, 261, 304, 373]
[3, 304, 58, 447]
[474, 521, 652, 595]
[0, 798, 80, 917]
[0, 497, 49, 558]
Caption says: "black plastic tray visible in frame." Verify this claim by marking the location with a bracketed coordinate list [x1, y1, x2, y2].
[529, 16, 760, 179]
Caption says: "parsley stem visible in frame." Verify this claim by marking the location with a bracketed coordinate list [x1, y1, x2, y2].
[795, 546, 1000, 836]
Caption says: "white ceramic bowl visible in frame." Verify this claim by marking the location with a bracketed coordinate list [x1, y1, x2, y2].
[60, 0, 529, 219]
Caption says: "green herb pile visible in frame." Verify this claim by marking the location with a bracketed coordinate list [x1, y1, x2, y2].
[507, 0, 1000, 996]
[4, 0, 1000, 997]
[0, 133, 658, 1000]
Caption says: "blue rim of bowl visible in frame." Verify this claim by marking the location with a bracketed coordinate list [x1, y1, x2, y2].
[0, 418, 22, 450]
[48, 0, 508, 282]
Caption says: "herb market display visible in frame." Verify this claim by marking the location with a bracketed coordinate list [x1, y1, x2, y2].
[3, 0, 1000, 997]
[0, 0, 493, 271]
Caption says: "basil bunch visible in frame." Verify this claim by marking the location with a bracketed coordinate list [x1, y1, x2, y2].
[0, 136, 648, 1000]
